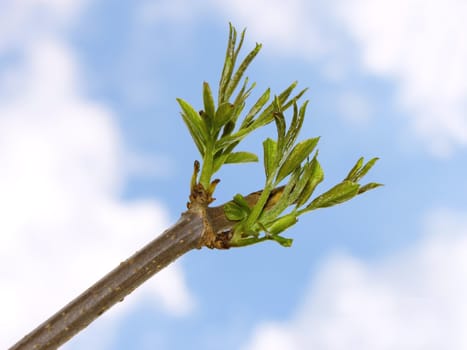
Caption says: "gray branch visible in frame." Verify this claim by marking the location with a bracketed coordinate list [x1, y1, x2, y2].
[10, 210, 206, 350]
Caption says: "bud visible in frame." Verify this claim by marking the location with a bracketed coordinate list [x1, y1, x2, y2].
[267, 213, 298, 235]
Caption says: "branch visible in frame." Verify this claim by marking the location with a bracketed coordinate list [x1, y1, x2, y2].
[8, 189, 266, 350]
[9, 210, 202, 349]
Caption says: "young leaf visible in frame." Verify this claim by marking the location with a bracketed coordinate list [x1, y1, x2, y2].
[254, 81, 298, 127]
[296, 156, 324, 207]
[177, 98, 208, 156]
[276, 137, 320, 184]
[212, 153, 230, 173]
[273, 108, 286, 154]
[225, 43, 262, 101]
[230, 101, 246, 129]
[358, 182, 383, 194]
[232, 77, 250, 106]
[284, 101, 307, 152]
[219, 24, 237, 103]
[224, 201, 248, 221]
[306, 181, 360, 210]
[263, 138, 277, 180]
[261, 168, 301, 222]
[232, 27, 246, 67]
[215, 102, 235, 130]
[203, 82, 216, 121]
[277, 81, 299, 104]
[354, 157, 380, 182]
[215, 83, 306, 154]
[241, 88, 271, 129]
[267, 213, 298, 235]
[215, 129, 249, 150]
[225, 152, 258, 164]
[344, 157, 364, 181]
[231, 78, 255, 124]
[287, 160, 314, 206]
[281, 87, 308, 112]
[233, 193, 252, 211]
[269, 234, 293, 247]
[221, 120, 236, 137]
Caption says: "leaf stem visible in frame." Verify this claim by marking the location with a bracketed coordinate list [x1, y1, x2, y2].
[199, 142, 215, 189]
[244, 180, 273, 228]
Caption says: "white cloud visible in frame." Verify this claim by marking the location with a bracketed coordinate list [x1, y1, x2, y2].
[139, 0, 334, 57]
[0, 0, 86, 52]
[337, 0, 467, 156]
[0, 3, 194, 349]
[199, 0, 467, 156]
[242, 208, 467, 350]
[208, 0, 333, 58]
[138, 0, 198, 24]
[337, 91, 372, 125]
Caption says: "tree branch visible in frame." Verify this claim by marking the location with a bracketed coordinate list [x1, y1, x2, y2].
[10, 210, 206, 350]
[8, 188, 267, 350]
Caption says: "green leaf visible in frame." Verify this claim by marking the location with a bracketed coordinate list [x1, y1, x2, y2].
[233, 26, 246, 62]
[228, 79, 254, 131]
[218, 24, 262, 104]
[254, 81, 298, 127]
[202, 82, 215, 121]
[263, 138, 277, 180]
[241, 88, 271, 129]
[287, 160, 314, 205]
[261, 168, 300, 222]
[344, 157, 364, 181]
[219, 24, 237, 103]
[216, 130, 249, 151]
[306, 181, 360, 210]
[296, 156, 324, 207]
[215, 102, 235, 129]
[273, 104, 286, 154]
[177, 98, 208, 156]
[212, 153, 230, 173]
[276, 137, 320, 183]
[225, 151, 258, 164]
[225, 43, 262, 101]
[224, 201, 248, 221]
[232, 77, 249, 106]
[284, 101, 307, 153]
[221, 121, 236, 137]
[344, 157, 379, 183]
[215, 83, 307, 154]
[354, 157, 380, 182]
[231, 78, 255, 123]
[275, 82, 299, 106]
[358, 182, 383, 194]
[267, 213, 298, 235]
[281, 88, 307, 111]
[269, 234, 293, 247]
[230, 101, 246, 128]
[233, 193, 250, 208]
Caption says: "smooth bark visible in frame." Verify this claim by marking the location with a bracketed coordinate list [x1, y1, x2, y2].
[9, 210, 207, 350]
[9, 188, 274, 350]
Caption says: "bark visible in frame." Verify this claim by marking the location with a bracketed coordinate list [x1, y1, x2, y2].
[9, 210, 208, 350]
[9, 187, 280, 350]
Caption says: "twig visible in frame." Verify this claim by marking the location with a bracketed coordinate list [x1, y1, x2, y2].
[10, 210, 203, 349]
[8, 190, 262, 350]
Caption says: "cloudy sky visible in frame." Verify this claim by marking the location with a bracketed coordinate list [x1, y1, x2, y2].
[1, 1, 467, 349]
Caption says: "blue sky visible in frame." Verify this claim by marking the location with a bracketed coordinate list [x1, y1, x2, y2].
[1, 1, 467, 349]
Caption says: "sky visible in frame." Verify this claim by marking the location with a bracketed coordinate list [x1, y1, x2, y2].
[1, 0, 467, 349]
